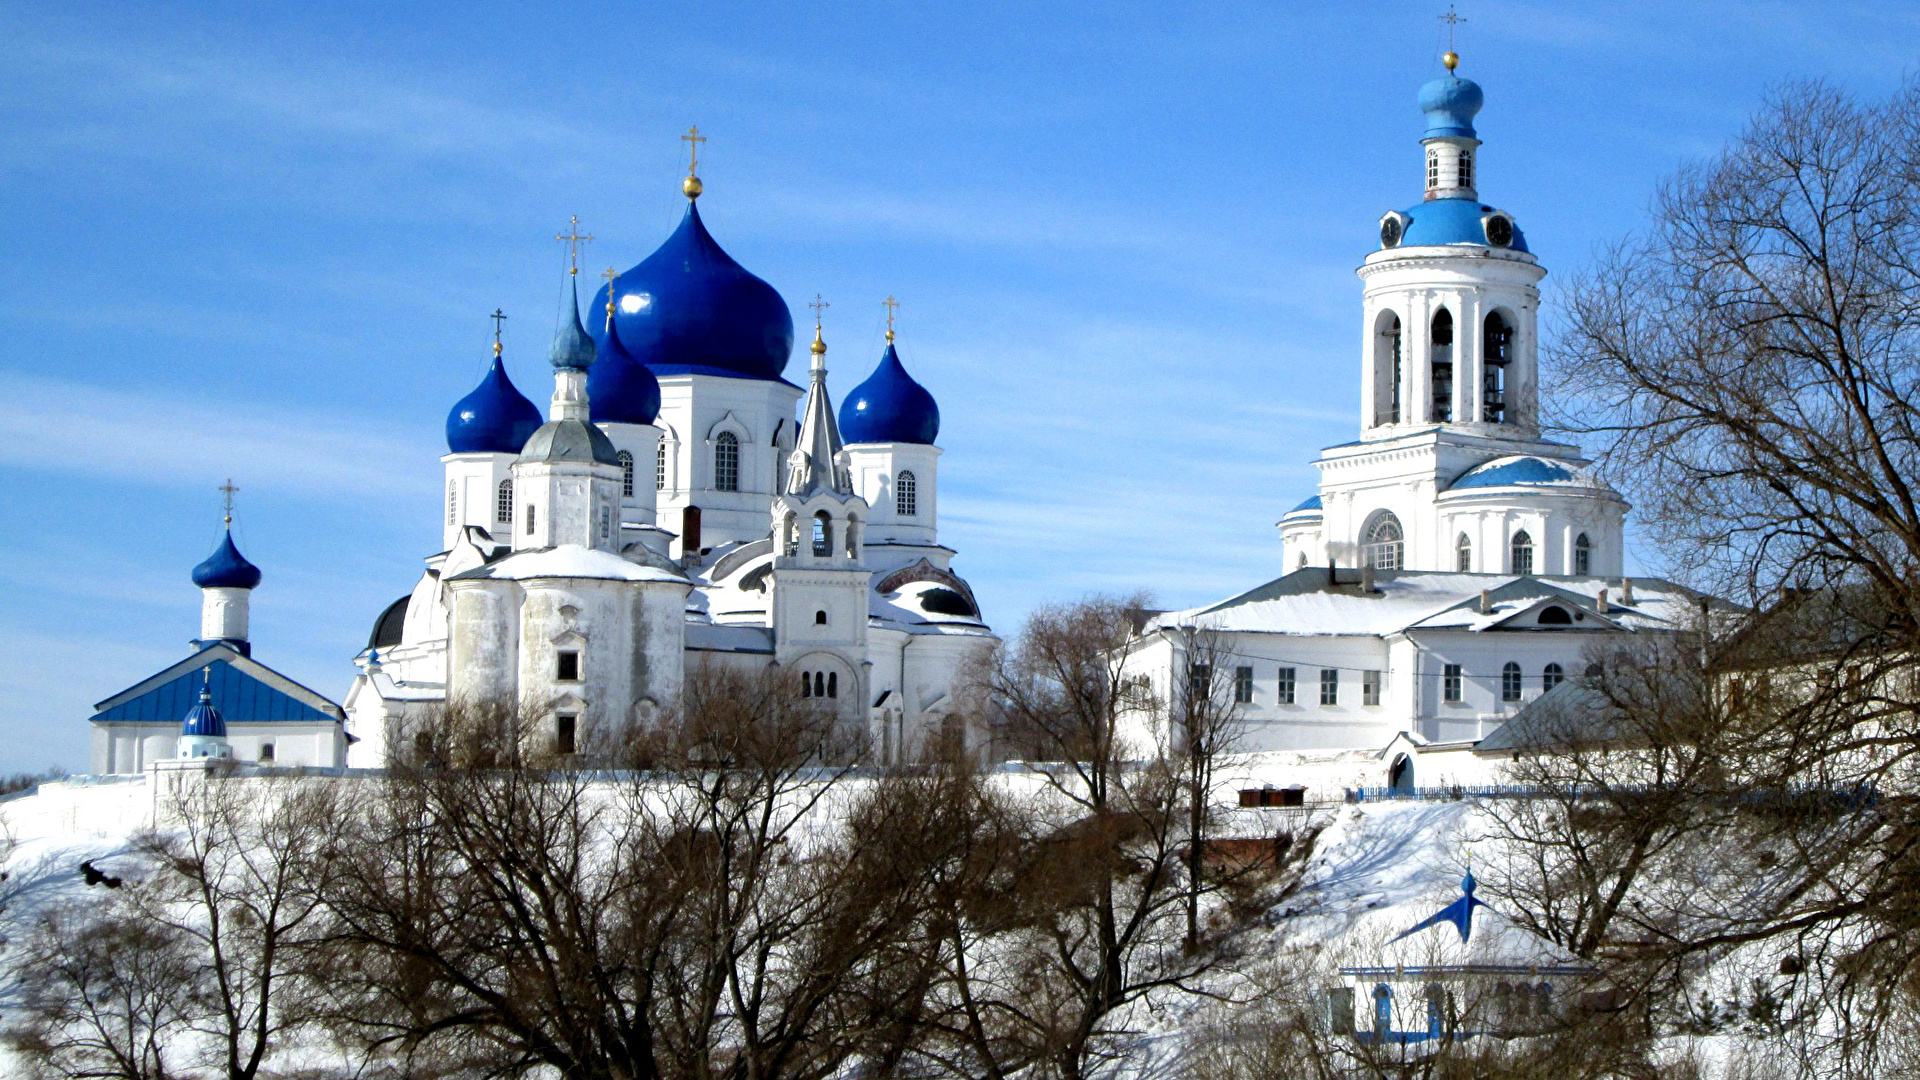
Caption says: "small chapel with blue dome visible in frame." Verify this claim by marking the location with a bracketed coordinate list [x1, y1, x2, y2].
[87, 514, 346, 773]
[338, 157, 994, 767]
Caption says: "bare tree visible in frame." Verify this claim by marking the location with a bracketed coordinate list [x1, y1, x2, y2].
[9, 904, 198, 1080]
[1541, 77, 1920, 1076]
[1164, 624, 1252, 952]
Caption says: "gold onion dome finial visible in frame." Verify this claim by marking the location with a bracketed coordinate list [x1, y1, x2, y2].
[809, 293, 828, 355]
[1442, 50, 1459, 71]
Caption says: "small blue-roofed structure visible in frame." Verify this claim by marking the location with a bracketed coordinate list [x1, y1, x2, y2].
[1285, 494, 1323, 516]
[176, 670, 234, 760]
[1395, 197, 1529, 252]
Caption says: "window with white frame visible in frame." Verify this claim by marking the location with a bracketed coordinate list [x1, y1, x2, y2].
[497, 479, 513, 524]
[1234, 666, 1254, 704]
[446, 481, 457, 526]
[1456, 532, 1472, 572]
[896, 470, 917, 516]
[1363, 670, 1382, 706]
[1502, 662, 1523, 701]
[1443, 663, 1463, 702]
[1320, 668, 1338, 706]
[714, 431, 740, 492]
[1574, 532, 1592, 575]
[1543, 662, 1565, 691]
[617, 450, 634, 497]
[1277, 667, 1297, 705]
[1364, 513, 1404, 570]
[1510, 530, 1534, 576]
[655, 440, 667, 490]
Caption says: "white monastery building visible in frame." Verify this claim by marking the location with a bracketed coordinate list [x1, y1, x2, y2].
[1122, 56, 1700, 786]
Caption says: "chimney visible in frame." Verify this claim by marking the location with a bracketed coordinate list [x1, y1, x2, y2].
[1478, 589, 1492, 615]
[1361, 561, 1375, 593]
[1621, 578, 1635, 606]
[1328, 556, 1338, 588]
[1597, 587, 1610, 614]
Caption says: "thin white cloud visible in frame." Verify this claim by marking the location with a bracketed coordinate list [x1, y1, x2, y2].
[0, 372, 438, 501]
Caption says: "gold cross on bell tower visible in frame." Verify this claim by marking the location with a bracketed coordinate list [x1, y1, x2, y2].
[1437, 5, 1466, 69]
[681, 126, 708, 199]
[556, 215, 593, 276]
[219, 478, 238, 528]
[882, 295, 900, 341]
[809, 293, 830, 327]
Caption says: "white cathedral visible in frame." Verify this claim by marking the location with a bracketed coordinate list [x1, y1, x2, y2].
[1119, 55, 1697, 784]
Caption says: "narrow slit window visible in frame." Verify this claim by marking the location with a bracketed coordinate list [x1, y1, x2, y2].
[1574, 532, 1592, 575]
[447, 481, 458, 526]
[655, 441, 668, 491]
[617, 450, 634, 497]
[555, 714, 576, 755]
[1456, 532, 1472, 572]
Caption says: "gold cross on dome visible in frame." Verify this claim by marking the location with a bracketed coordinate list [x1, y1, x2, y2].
[489, 308, 507, 356]
[681, 125, 707, 177]
[219, 478, 238, 527]
[1437, 5, 1466, 50]
[601, 266, 620, 321]
[556, 215, 594, 275]
[809, 293, 829, 327]
[882, 295, 899, 340]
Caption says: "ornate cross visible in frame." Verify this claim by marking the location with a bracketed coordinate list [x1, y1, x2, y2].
[1437, 5, 1465, 50]
[809, 293, 829, 327]
[556, 215, 594, 275]
[882, 295, 900, 339]
[490, 308, 507, 356]
[602, 266, 620, 321]
[681, 125, 707, 177]
[219, 478, 238, 527]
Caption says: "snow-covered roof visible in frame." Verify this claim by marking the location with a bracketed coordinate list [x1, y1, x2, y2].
[448, 546, 692, 585]
[1148, 568, 1695, 639]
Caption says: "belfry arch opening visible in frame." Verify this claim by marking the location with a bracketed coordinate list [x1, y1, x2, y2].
[1482, 311, 1512, 423]
[1430, 308, 1454, 422]
[1373, 310, 1403, 425]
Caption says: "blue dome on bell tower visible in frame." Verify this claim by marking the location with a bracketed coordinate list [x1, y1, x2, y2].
[590, 197, 794, 382]
[446, 350, 543, 454]
[1418, 74, 1483, 139]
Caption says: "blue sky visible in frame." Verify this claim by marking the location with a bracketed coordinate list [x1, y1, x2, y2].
[2, 1, 1914, 773]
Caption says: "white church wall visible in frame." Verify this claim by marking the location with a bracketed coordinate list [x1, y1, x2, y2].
[846, 442, 940, 546]
[655, 374, 803, 554]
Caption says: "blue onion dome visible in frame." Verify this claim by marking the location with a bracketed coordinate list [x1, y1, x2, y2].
[590, 203, 794, 381]
[587, 306, 662, 425]
[840, 341, 940, 445]
[446, 352, 543, 453]
[181, 683, 226, 738]
[192, 531, 262, 589]
[550, 277, 598, 371]
[1418, 73, 1483, 139]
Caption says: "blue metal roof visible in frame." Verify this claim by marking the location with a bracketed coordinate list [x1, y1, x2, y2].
[1418, 74, 1483, 139]
[94, 649, 340, 726]
[1397, 197, 1529, 252]
[590, 202, 794, 382]
[191, 531, 262, 589]
[549, 276, 598, 371]
[1449, 456, 1577, 490]
[1287, 494, 1323, 514]
[840, 342, 940, 445]
[587, 305, 662, 426]
[446, 354, 543, 454]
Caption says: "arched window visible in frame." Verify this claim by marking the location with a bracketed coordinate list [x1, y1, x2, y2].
[1509, 529, 1534, 576]
[1543, 663, 1565, 691]
[1430, 308, 1454, 422]
[844, 515, 860, 558]
[801, 671, 812, 698]
[827, 672, 838, 699]
[1373, 985, 1393, 1039]
[896, 470, 917, 516]
[1538, 605, 1573, 625]
[615, 450, 634, 497]
[497, 479, 513, 524]
[446, 481, 458, 526]
[1482, 312, 1511, 422]
[812, 511, 832, 557]
[1375, 311, 1403, 425]
[1574, 532, 1592, 575]
[1535, 983, 1552, 1020]
[713, 432, 740, 492]
[1363, 513, 1404, 570]
[1425, 149, 1439, 191]
[655, 441, 668, 491]
[814, 610, 827, 625]
[1457, 149, 1473, 190]
[1455, 532, 1472, 572]
[1501, 662, 1523, 702]
[1425, 983, 1445, 1039]
[814, 672, 826, 698]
